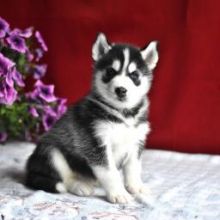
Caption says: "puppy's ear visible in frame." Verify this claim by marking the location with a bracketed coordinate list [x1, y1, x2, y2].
[141, 41, 159, 71]
[92, 33, 111, 61]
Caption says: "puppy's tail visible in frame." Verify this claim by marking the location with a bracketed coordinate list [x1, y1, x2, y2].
[25, 148, 67, 193]
[26, 171, 66, 193]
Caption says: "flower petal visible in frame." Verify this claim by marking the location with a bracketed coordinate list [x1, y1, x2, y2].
[0, 17, 9, 38]
[32, 64, 47, 79]
[28, 106, 39, 118]
[0, 52, 15, 76]
[11, 27, 33, 38]
[42, 113, 56, 131]
[6, 34, 27, 53]
[35, 31, 48, 52]
[12, 70, 25, 87]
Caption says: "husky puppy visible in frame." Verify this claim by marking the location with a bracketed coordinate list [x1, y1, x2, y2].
[26, 33, 159, 204]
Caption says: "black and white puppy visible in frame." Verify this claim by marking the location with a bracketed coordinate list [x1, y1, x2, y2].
[26, 33, 159, 204]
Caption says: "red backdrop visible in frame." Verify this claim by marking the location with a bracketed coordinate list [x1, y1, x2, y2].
[1, 0, 220, 154]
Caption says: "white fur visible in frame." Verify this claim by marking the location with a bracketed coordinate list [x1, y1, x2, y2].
[92, 165, 133, 203]
[122, 49, 130, 74]
[67, 180, 94, 196]
[128, 62, 137, 73]
[51, 149, 94, 196]
[141, 41, 158, 71]
[55, 182, 67, 193]
[123, 153, 150, 195]
[94, 119, 150, 168]
[92, 105, 151, 203]
[112, 59, 121, 71]
[52, 149, 75, 188]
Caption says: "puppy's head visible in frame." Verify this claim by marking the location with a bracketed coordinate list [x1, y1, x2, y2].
[92, 33, 159, 109]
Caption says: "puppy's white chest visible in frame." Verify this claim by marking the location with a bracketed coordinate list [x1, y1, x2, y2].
[94, 120, 150, 166]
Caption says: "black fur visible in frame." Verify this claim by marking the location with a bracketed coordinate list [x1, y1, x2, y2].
[26, 97, 126, 192]
[127, 71, 141, 86]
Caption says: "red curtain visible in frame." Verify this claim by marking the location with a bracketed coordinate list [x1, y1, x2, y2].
[1, 0, 220, 154]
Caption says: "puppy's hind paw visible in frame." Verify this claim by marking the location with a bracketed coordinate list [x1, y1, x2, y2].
[69, 182, 94, 196]
[107, 190, 133, 204]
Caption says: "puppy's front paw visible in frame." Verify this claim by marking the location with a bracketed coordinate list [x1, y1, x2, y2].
[107, 190, 133, 204]
[126, 184, 151, 195]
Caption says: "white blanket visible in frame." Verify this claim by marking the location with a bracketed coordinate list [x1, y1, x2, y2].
[0, 142, 220, 220]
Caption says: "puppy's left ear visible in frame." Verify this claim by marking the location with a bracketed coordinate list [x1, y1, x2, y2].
[141, 41, 159, 71]
[92, 33, 111, 61]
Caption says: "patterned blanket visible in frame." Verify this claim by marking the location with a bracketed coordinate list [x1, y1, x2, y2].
[0, 142, 220, 220]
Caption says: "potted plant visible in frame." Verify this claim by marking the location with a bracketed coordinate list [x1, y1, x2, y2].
[0, 17, 67, 143]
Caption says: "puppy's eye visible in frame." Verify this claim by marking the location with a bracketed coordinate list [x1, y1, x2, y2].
[106, 67, 117, 76]
[129, 71, 140, 86]
[102, 67, 117, 83]
[129, 71, 139, 80]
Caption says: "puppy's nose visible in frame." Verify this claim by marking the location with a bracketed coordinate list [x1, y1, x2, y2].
[115, 87, 127, 98]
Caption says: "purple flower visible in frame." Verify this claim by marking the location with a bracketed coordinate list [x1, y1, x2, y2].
[0, 81, 17, 105]
[55, 98, 67, 117]
[0, 52, 15, 77]
[26, 51, 34, 61]
[28, 106, 39, 118]
[0, 17, 9, 38]
[5, 70, 14, 87]
[26, 80, 57, 103]
[42, 105, 58, 131]
[0, 132, 7, 142]
[0, 85, 3, 98]
[6, 34, 27, 53]
[4, 83, 17, 105]
[42, 110, 57, 131]
[12, 70, 25, 87]
[35, 48, 44, 61]
[44, 105, 57, 116]
[34, 80, 56, 103]
[25, 89, 38, 102]
[6, 68, 24, 87]
[35, 31, 48, 52]
[32, 64, 47, 79]
[11, 27, 33, 38]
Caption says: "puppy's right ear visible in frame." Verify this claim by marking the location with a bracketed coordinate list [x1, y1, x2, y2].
[92, 33, 111, 61]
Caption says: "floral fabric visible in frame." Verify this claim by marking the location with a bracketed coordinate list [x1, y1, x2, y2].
[0, 142, 220, 220]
